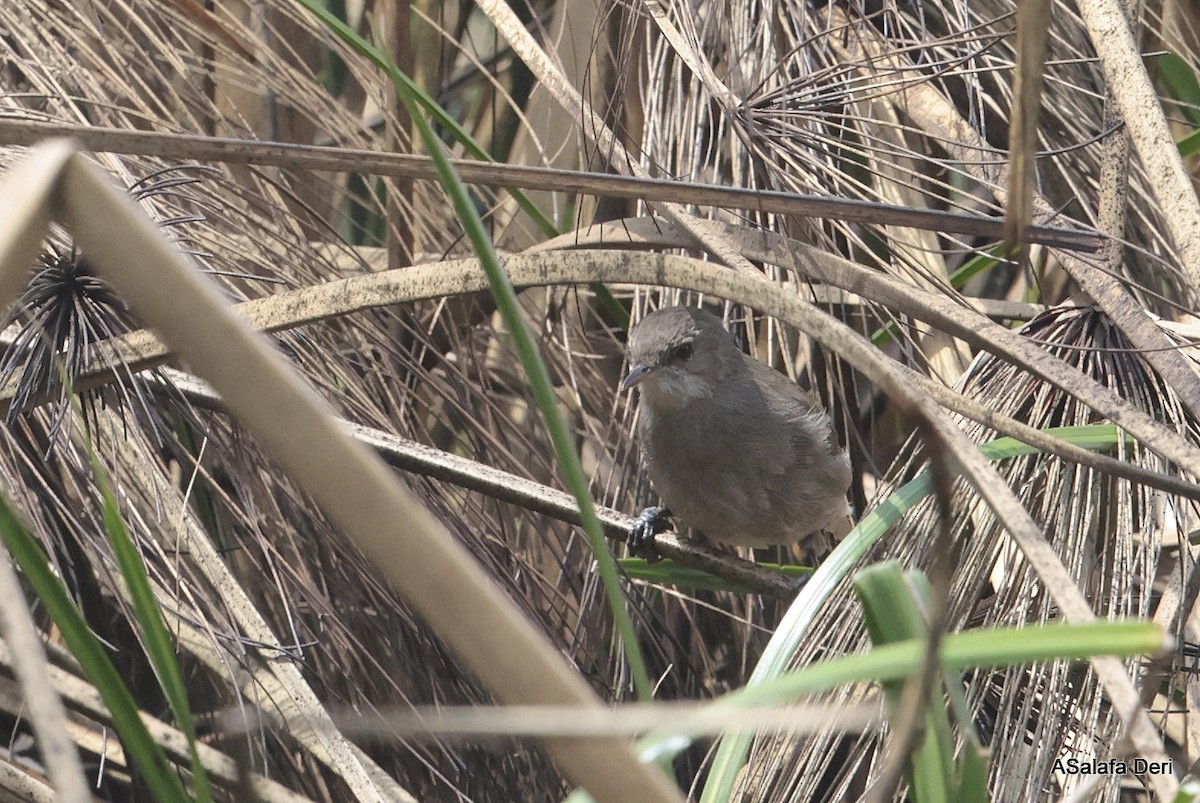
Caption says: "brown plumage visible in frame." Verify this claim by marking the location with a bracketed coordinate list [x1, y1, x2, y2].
[623, 306, 851, 550]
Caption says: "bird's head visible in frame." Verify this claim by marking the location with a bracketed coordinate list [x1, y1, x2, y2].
[622, 306, 739, 408]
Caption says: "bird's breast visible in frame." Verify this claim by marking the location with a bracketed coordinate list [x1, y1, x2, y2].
[636, 383, 850, 547]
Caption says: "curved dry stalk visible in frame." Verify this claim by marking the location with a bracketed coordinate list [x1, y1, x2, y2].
[545, 220, 1200, 500]
[0, 143, 73, 307]
[821, 6, 1200, 430]
[143, 365, 795, 596]
[14, 143, 684, 803]
[713, 227, 1200, 478]
[14, 236, 1197, 502]
[0, 637, 317, 803]
[0, 758, 55, 802]
[13, 235, 1197, 512]
[96, 409, 412, 803]
[1076, 0, 1200, 284]
[472, 0, 758, 274]
[52, 242, 1200, 482]
[321, 700, 882, 740]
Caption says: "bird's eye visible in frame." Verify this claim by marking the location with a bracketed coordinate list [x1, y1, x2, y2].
[671, 342, 693, 361]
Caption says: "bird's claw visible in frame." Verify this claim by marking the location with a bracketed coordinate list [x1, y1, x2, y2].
[788, 572, 813, 595]
[628, 506, 673, 563]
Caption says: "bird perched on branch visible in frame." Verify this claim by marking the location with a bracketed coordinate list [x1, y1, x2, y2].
[622, 305, 851, 557]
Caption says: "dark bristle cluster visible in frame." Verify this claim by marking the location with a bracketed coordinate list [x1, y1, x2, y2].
[0, 245, 132, 422]
[0, 165, 215, 435]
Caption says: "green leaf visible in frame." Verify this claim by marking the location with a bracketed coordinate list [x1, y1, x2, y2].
[956, 744, 991, 803]
[90, 454, 212, 803]
[1178, 127, 1200, 158]
[854, 564, 956, 803]
[295, 0, 654, 700]
[949, 245, 1008, 289]
[618, 558, 808, 592]
[0, 498, 191, 803]
[698, 424, 1129, 801]
[640, 620, 1161, 764]
[1155, 53, 1200, 155]
[855, 562, 929, 652]
[1158, 53, 1200, 128]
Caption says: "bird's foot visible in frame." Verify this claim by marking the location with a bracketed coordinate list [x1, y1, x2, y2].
[628, 506, 673, 563]
[788, 572, 813, 595]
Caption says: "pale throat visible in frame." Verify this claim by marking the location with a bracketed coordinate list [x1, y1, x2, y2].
[641, 371, 713, 409]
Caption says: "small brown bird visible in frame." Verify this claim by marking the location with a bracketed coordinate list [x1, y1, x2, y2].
[622, 306, 851, 555]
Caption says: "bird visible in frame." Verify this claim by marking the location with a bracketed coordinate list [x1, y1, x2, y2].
[621, 305, 852, 557]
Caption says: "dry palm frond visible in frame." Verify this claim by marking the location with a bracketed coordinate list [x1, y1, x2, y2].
[620, 0, 1195, 381]
[735, 302, 1197, 802]
[0, 165, 217, 437]
[615, 4, 1200, 796]
[0, 3, 666, 801]
[2, 0, 1200, 799]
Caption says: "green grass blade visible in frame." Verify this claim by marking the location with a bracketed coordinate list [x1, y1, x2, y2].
[0, 497, 191, 803]
[641, 620, 1161, 763]
[294, 0, 654, 700]
[956, 743, 990, 803]
[698, 423, 1127, 800]
[617, 558, 809, 592]
[1158, 53, 1200, 128]
[1179, 128, 1200, 158]
[297, 2, 557, 238]
[855, 564, 956, 803]
[89, 454, 212, 803]
[949, 245, 1008, 288]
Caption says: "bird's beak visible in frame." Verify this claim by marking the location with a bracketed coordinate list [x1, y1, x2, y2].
[621, 362, 652, 391]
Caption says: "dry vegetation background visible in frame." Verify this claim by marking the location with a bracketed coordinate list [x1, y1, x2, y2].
[1, 0, 1200, 801]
